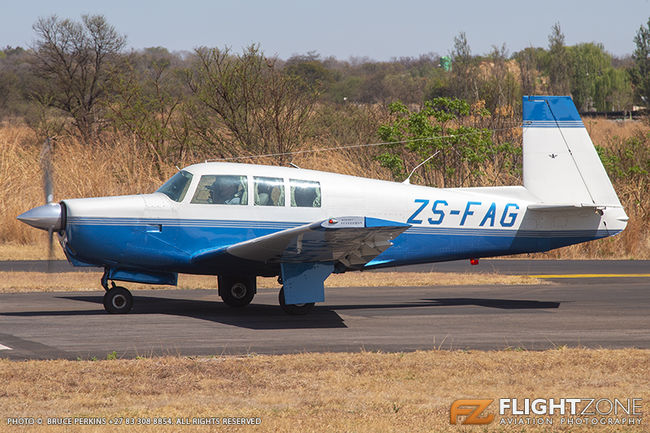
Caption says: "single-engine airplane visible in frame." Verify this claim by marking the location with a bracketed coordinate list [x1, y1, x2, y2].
[18, 96, 628, 315]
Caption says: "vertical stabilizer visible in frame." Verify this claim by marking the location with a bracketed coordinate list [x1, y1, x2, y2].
[522, 96, 622, 207]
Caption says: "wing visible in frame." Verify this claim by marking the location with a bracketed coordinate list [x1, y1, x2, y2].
[190, 216, 410, 270]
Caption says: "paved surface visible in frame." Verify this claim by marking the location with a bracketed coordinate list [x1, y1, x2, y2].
[0, 267, 648, 359]
[376, 259, 650, 275]
[2, 258, 649, 274]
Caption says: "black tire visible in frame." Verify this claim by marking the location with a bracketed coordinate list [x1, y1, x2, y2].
[278, 287, 315, 315]
[218, 275, 256, 307]
[103, 286, 133, 314]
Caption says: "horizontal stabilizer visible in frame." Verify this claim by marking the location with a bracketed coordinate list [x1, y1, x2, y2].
[527, 203, 600, 212]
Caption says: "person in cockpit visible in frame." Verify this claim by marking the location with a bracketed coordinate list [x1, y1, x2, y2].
[209, 178, 243, 204]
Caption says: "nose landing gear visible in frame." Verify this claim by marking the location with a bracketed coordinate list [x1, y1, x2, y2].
[101, 269, 133, 314]
[103, 285, 133, 314]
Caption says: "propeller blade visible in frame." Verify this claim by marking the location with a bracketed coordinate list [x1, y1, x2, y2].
[41, 138, 54, 204]
[47, 228, 54, 273]
[41, 138, 55, 271]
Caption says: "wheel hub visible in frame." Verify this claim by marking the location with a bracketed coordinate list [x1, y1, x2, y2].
[230, 283, 247, 300]
[112, 295, 126, 309]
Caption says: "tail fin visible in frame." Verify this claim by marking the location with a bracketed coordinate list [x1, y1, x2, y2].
[522, 95, 622, 207]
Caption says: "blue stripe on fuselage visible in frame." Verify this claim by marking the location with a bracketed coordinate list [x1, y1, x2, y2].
[65, 218, 615, 274]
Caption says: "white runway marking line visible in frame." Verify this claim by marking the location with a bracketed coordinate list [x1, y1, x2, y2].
[0, 343, 12, 351]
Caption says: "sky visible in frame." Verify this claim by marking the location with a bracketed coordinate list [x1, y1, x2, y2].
[1, 0, 648, 60]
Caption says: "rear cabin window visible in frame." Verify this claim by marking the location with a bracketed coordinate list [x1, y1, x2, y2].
[157, 170, 193, 202]
[191, 175, 248, 205]
[254, 177, 285, 206]
[290, 179, 321, 207]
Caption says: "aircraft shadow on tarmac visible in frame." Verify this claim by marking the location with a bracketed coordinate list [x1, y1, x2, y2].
[1, 295, 560, 330]
[325, 298, 560, 311]
[0, 295, 346, 330]
[426, 298, 560, 309]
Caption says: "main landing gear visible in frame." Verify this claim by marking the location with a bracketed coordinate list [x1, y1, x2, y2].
[101, 270, 133, 314]
[278, 287, 315, 315]
[218, 275, 256, 307]
[217, 275, 315, 315]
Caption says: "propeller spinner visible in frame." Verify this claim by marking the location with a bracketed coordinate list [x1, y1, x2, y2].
[17, 202, 63, 231]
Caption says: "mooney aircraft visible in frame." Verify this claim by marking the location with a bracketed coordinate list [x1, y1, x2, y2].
[18, 96, 628, 315]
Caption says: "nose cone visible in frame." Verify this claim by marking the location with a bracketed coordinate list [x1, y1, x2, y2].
[17, 203, 63, 231]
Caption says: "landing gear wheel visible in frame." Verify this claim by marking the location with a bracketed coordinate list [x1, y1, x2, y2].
[103, 286, 133, 314]
[278, 287, 315, 315]
[218, 276, 256, 307]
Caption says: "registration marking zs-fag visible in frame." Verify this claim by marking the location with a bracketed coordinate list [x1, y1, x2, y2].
[407, 199, 519, 227]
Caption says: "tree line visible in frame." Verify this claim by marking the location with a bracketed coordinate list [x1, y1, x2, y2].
[0, 15, 648, 173]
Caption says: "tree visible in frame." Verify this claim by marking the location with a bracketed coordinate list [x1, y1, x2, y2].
[478, 44, 520, 113]
[31, 15, 126, 141]
[450, 32, 479, 102]
[0, 46, 32, 118]
[284, 51, 335, 94]
[547, 22, 571, 95]
[514, 46, 545, 96]
[108, 52, 192, 173]
[185, 45, 316, 163]
[630, 17, 650, 105]
[376, 97, 497, 188]
[568, 43, 611, 111]
[563, 43, 633, 112]
[602, 67, 633, 111]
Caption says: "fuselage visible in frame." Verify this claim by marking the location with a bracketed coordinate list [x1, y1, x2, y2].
[59, 162, 628, 276]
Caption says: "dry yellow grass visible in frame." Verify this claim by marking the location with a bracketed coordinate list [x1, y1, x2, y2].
[0, 271, 543, 293]
[1, 349, 647, 432]
[583, 117, 645, 144]
[0, 242, 67, 261]
[0, 126, 172, 245]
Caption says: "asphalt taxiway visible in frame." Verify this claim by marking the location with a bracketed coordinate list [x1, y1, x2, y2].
[2, 258, 649, 275]
[0, 260, 648, 359]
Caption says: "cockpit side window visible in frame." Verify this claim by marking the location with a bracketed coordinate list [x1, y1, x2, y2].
[290, 179, 321, 207]
[157, 170, 193, 202]
[254, 177, 285, 206]
[191, 175, 248, 205]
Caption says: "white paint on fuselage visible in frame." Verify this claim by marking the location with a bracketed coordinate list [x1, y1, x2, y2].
[62, 161, 627, 236]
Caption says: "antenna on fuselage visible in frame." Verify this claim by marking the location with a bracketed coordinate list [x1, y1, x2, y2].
[289, 162, 300, 169]
[402, 151, 440, 184]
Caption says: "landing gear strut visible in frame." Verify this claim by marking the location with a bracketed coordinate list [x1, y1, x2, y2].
[218, 275, 256, 307]
[101, 268, 133, 314]
[278, 287, 315, 315]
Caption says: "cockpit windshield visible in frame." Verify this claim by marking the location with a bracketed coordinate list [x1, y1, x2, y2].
[157, 170, 193, 202]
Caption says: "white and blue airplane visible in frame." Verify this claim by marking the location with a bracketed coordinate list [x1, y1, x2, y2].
[18, 96, 628, 315]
